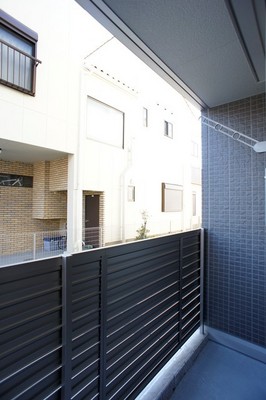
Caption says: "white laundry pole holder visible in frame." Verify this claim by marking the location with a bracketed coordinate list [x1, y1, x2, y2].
[200, 116, 266, 153]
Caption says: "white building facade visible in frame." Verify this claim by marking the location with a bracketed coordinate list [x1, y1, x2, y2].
[0, 0, 201, 258]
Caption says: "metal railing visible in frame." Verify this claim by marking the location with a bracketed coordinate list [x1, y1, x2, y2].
[83, 227, 103, 248]
[0, 223, 202, 267]
[0, 39, 41, 95]
[0, 230, 67, 266]
[0, 229, 203, 400]
[0, 228, 105, 266]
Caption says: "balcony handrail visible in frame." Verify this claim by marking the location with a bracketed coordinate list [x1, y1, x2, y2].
[0, 38, 42, 65]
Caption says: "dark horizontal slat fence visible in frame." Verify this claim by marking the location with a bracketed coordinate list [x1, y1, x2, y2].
[0, 230, 202, 400]
[0, 258, 63, 400]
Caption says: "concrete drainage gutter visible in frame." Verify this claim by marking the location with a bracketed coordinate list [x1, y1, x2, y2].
[136, 329, 208, 400]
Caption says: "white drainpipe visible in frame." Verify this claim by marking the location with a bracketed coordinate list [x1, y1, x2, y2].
[120, 139, 134, 242]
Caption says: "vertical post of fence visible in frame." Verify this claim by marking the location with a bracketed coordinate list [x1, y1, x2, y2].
[33, 233, 36, 260]
[61, 254, 72, 400]
[200, 228, 205, 334]
[99, 251, 107, 400]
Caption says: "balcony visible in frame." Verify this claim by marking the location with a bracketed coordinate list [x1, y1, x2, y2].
[1, 227, 265, 399]
[0, 1, 265, 399]
[0, 229, 202, 399]
[0, 39, 41, 95]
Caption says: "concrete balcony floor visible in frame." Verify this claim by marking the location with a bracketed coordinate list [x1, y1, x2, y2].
[137, 329, 266, 400]
[170, 340, 266, 400]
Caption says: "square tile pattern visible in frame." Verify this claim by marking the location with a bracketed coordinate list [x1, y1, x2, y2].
[202, 94, 266, 346]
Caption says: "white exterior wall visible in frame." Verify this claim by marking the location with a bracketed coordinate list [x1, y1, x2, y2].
[1, 0, 77, 152]
[0, 0, 201, 250]
[79, 69, 201, 243]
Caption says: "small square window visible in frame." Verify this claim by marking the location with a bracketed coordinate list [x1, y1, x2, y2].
[143, 107, 148, 127]
[164, 121, 173, 138]
[0, 10, 41, 95]
[128, 185, 135, 202]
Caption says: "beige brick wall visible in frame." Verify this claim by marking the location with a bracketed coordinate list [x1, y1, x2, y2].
[0, 160, 66, 255]
[32, 161, 67, 219]
[32, 161, 46, 219]
[0, 161, 33, 175]
[50, 157, 68, 191]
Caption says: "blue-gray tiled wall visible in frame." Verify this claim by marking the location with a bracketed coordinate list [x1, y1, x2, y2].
[202, 94, 266, 347]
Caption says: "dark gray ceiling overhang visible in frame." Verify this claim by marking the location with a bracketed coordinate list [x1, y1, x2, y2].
[76, 0, 265, 110]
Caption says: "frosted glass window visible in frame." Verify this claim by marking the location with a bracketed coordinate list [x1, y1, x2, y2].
[87, 97, 124, 148]
[127, 186, 135, 202]
[162, 183, 183, 212]
[192, 192, 197, 216]
[191, 167, 201, 185]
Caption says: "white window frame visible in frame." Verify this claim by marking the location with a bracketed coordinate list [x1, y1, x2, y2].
[127, 185, 135, 202]
[162, 183, 183, 212]
[164, 121, 173, 138]
[86, 97, 125, 149]
[143, 107, 148, 127]
[192, 192, 197, 216]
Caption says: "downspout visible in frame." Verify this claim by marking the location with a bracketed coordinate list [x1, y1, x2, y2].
[66, 65, 86, 254]
[68, 65, 90, 253]
[120, 138, 134, 242]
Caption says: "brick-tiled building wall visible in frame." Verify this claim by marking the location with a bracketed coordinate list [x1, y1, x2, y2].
[0, 159, 67, 255]
[202, 93, 266, 346]
[33, 160, 67, 219]
[50, 157, 68, 191]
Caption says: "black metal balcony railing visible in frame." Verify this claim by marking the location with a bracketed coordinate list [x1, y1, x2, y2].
[0, 39, 41, 95]
[0, 229, 202, 400]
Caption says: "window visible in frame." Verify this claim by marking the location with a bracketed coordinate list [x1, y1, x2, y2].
[143, 107, 148, 127]
[192, 192, 197, 216]
[86, 97, 124, 148]
[0, 10, 41, 95]
[191, 167, 201, 185]
[0, 173, 33, 187]
[162, 183, 183, 212]
[127, 185, 135, 202]
[191, 141, 199, 157]
[164, 121, 173, 138]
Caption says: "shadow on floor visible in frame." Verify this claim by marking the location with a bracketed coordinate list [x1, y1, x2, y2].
[170, 340, 266, 400]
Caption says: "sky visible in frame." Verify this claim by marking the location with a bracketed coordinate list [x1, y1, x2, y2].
[81, 14, 200, 121]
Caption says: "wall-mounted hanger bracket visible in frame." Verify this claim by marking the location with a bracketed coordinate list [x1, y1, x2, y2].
[200, 116, 266, 153]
